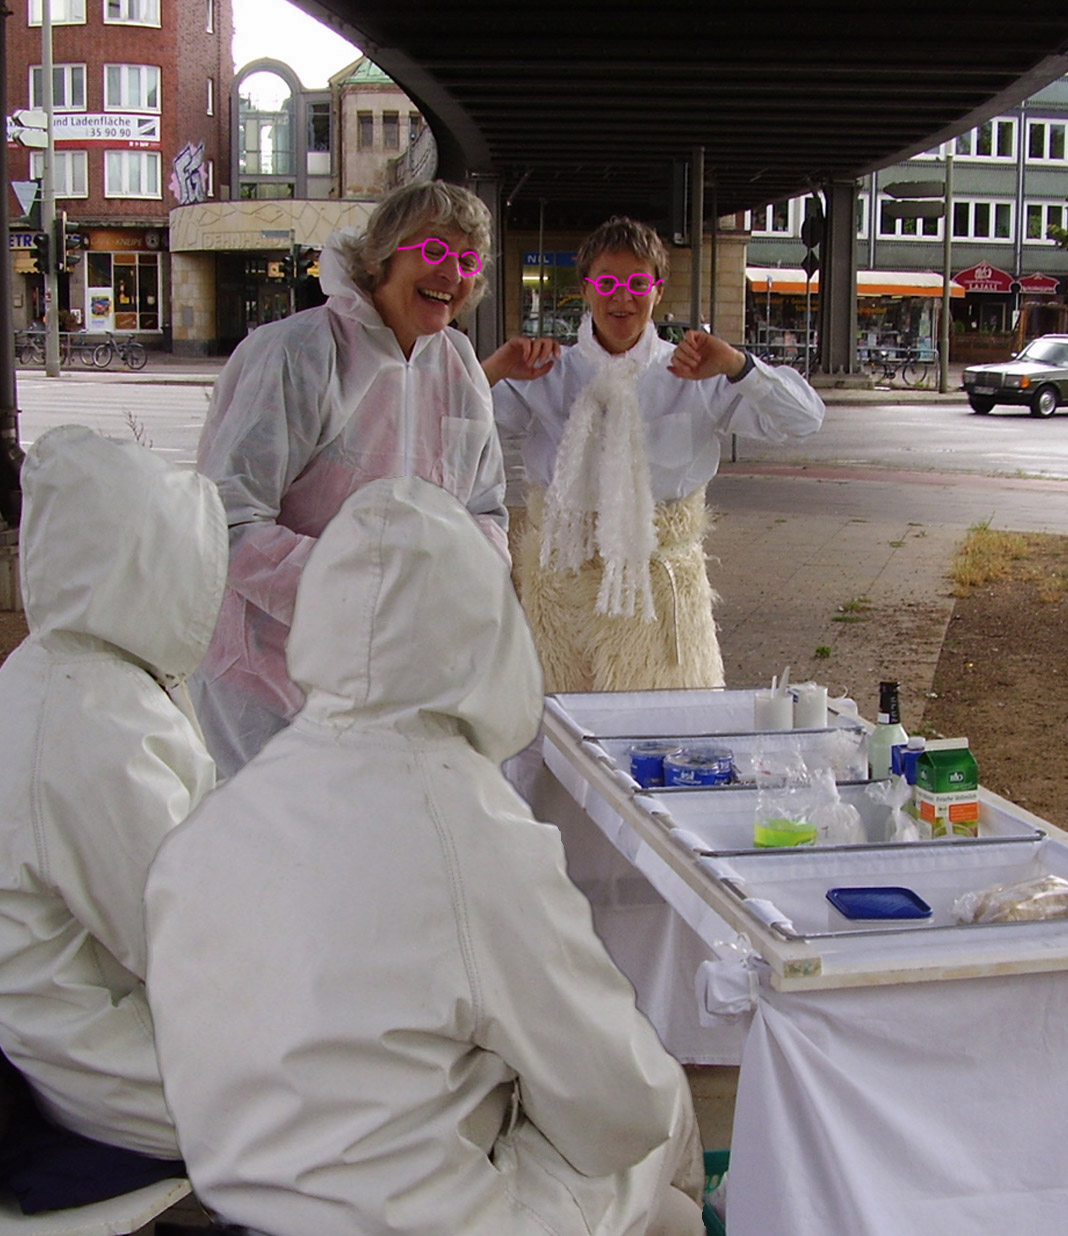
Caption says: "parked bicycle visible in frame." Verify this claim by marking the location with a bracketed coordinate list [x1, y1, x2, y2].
[16, 329, 104, 368]
[92, 331, 148, 371]
[865, 347, 932, 387]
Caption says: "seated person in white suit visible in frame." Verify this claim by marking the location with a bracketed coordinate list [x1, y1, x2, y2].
[145, 475, 706, 1236]
[0, 425, 227, 1212]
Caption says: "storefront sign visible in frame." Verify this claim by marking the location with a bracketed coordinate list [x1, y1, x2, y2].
[53, 113, 160, 148]
[1018, 272, 1061, 294]
[954, 262, 1014, 293]
[522, 251, 577, 266]
[87, 228, 162, 251]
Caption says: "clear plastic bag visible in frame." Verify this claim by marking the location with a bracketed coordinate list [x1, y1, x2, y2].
[806, 766, 865, 845]
[864, 776, 932, 843]
[952, 874, 1068, 923]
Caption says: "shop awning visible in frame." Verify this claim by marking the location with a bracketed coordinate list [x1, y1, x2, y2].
[747, 267, 964, 298]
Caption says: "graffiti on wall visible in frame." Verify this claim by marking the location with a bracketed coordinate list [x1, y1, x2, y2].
[170, 141, 208, 205]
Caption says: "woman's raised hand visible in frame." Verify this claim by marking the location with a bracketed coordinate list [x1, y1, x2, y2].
[667, 331, 747, 381]
[482, 336, 561, 387]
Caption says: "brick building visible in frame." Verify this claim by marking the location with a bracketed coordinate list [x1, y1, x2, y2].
[8, 0, 233, 339]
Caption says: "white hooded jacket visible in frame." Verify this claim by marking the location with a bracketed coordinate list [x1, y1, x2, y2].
[146, 476, 700, 1236]
[0, 425, 227, 1157]
[190, 233, 508, 777]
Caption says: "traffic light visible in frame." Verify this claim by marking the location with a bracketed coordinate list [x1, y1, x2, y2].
[30, 231, 52, 276]
[280, 254, 294, 281]
[53, 210, 85, 273]
[297, 246, 320, 280]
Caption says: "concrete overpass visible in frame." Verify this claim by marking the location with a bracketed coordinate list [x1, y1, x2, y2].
[289, 1, 1068, 367]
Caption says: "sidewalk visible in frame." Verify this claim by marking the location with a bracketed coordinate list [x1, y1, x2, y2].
[15, 352, 973, 402]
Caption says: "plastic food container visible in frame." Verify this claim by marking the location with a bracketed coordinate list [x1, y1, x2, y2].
[663, 746, 735, 787]
[826, 885, 933, 921]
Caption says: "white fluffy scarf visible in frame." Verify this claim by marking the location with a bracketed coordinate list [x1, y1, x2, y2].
[540, 316, 659, 621]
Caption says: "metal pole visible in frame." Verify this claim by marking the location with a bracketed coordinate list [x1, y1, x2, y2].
[537, 198, 545, 336]
[707, 181, 717, 335]
[41, 0, 61, 377]
[939, 152, 954, 394]
[689, 146, 704, 331]
[0, 3, 24, 530]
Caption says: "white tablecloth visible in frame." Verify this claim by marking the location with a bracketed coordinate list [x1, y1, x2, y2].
[728, 970, 1068, 1235]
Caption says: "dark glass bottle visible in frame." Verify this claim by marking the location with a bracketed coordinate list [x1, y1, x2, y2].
[868, 680, 908, 779]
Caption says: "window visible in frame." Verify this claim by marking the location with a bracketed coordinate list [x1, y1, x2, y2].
[205, 159, 215, 198]
[105, 64, 160, 111]
[749, 200, 793, 235]
[408, 111, 422, 145]
[1025, 201, 1066, 241]
[105, 149, 160, 197]
[955, 118, 1015, 160]
[877, 196, 941, 240]
[104, 0, 159, 23]
[357, 111, 374, 150]
[382, 111, 400, 150]
[1027, 120, 1068, 163]
[206, 77, 214, 116]
[30, 64, 86, 110]
[29, 0, 85, 23]
[307, 102, 330, 152]
[952, 198, 1013, 241]
[855, 194, 869, 241]
[205, 0, 214, 32]
[30, 149, 87, 197]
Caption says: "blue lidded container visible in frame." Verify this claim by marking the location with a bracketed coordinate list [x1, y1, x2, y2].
[663, 746, 735, 787]
[629, 741, 683, 788]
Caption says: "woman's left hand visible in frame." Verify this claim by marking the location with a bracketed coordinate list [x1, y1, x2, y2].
[668, 331, 748, 381]
[482, 336, 561, 387]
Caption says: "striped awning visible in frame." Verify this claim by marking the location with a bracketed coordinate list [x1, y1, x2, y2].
[747, 268, 964, 298]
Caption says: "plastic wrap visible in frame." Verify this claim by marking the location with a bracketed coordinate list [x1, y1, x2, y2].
[952, 874, 1068, 924]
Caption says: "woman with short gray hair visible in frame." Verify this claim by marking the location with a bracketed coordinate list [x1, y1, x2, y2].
[191, 180, 507, 776]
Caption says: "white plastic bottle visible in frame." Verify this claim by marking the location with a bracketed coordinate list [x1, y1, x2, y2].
[867, 680, 908, 780]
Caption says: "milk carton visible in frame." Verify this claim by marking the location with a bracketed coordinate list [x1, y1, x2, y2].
[913, 738, 979, 837]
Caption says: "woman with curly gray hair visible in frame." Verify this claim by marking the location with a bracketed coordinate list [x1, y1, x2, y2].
[190, 180, 508, 776]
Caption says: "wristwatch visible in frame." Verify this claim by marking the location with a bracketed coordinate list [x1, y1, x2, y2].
[727, 350, 756, 384]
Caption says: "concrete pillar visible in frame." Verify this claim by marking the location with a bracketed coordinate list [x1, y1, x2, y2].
[467, 174, 504, 358]
[816, 180, 859, 374]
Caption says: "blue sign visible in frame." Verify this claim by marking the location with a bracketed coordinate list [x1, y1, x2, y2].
[522, 251, 577, 267]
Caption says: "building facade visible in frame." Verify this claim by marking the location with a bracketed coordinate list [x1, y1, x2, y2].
[745, 75, 1068, 362]
[7, 0, 233, 339]
[167, 54, 437, 353]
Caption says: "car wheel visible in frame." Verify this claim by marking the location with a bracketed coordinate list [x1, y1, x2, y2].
[1030, 385, 1059, 417]
[968, 395, 995, 414]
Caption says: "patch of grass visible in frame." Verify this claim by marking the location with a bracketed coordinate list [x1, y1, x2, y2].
[889, 539, 905, 547]
[814, 645, 832, 659]
[832, 595, 872, 623]
[1036, 570, 1068, 603]
[951, 520, 1034, 597]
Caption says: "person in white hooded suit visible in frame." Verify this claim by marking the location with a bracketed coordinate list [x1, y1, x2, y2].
[0, 425, 226, 1188]
[146, 476, 705, 1236]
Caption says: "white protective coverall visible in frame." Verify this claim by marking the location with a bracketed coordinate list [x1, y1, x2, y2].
[493, 324, 825, 692]
[190, 235, 509, 777]
[0, 424, 227, 1158]
[146, 476, 704, 1236]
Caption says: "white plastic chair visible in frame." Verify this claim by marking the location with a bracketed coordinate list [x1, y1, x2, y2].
[0, 1177, 191, 1236]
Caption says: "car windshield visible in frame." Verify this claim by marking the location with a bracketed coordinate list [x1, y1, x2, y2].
[1019, 338, 1068, 366]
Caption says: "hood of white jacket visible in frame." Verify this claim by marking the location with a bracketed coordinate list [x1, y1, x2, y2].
[286, 477, 543, 764]
[20, 424, 228, 679]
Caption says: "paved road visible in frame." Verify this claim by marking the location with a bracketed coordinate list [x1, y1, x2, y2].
[733, 397, 1068, 484]
[14, 372, 212, 468]
[17, 370, 1068, 486]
